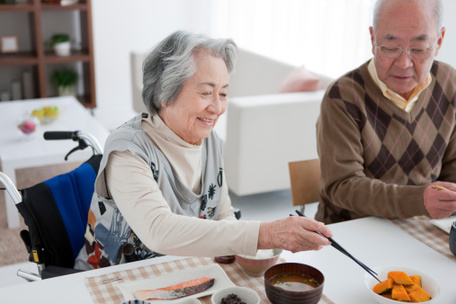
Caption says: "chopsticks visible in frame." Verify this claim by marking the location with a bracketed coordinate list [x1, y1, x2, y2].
[432, 184, 449, 191]
[293, 210, 381, 283]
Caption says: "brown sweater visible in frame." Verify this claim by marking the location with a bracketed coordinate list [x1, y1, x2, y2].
[316, 60, 456, 224]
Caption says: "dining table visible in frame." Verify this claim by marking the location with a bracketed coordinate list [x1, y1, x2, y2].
[0, 216, 454, 304]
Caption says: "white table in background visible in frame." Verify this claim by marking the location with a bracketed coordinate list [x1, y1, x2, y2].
[0, 217, 454, 303]
[0, 96, 109, 229]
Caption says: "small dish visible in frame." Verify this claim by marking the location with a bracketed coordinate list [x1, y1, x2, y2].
[235, 248, 282, 277]
[17, 116, 39, 135]
[31, 106, 60, 124]
[363, 265, 441, 304]
[211, 286, 260, 304]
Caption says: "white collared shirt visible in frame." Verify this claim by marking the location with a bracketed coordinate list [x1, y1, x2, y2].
[367, 59, 432, 113]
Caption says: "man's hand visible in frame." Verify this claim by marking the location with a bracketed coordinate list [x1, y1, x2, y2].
[423, 182, 456, 219]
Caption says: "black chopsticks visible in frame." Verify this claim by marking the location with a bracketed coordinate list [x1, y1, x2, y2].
[294, 210, 381, 283]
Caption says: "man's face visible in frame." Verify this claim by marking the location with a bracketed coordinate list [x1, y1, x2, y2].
[369, 0, 445, 100]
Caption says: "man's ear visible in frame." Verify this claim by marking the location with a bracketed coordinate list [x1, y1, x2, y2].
[435, 27, 446, 56]
[369, 26, 376, 56]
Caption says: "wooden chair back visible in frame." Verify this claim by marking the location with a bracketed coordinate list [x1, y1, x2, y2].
[288, 159, 321, 207]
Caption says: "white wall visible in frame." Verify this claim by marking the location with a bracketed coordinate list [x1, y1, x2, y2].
[91, 0, 456, 130]
[91, 0, 212, 130]
[437, 0, 456, 68]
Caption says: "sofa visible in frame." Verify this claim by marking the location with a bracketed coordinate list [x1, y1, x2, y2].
[130, 48, 332, 196]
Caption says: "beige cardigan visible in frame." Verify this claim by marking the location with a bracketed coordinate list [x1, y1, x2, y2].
[103, 115, 260, 257]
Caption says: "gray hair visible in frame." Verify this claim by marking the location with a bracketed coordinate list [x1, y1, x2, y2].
[372, 0, 443, 33]
[142, 30, 237, 116]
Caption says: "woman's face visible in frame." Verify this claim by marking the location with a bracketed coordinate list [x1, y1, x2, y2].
[159, 51, 229, 145]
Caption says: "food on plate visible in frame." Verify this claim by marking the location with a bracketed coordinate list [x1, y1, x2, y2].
[220, 293, 246, 304]
[32, 106, 59, 123]
[373, 271, 431, 302]
[17, 120, 36, 134]
[134, 277, 215, 300]
[269, 272, 320, 292]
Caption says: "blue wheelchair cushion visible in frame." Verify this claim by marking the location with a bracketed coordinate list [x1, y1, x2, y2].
[43, 161, 97, 259]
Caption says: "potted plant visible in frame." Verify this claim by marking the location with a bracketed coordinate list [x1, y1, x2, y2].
[49, 33, 71, 56]
[51, 68, 78, 96]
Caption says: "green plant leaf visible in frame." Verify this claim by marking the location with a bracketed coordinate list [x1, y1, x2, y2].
[50, 33, 70, 47]
[51, 68, 78, 88]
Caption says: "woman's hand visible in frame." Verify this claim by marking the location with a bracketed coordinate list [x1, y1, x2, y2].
[424, 182, 456, 219]
[258, 216, 332, 253]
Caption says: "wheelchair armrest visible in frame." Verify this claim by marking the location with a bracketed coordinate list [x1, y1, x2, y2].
[17, 269, 41, 282]
[41, 265, 85, 279]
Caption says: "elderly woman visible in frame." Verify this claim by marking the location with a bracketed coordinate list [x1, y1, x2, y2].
[74, 30, 332, 270]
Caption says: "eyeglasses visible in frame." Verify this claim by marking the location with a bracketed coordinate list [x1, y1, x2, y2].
[374, 44, 437, 60]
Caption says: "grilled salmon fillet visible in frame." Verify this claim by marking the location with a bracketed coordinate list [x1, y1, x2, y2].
[134, 277, 215, 300]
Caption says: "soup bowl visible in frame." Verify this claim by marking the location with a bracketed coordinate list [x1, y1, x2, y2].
[264, 262, 324, 304]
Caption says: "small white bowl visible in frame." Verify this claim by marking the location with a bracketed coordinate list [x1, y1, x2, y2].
[211, 286, 260, 304]
[364, 265, 441, 304]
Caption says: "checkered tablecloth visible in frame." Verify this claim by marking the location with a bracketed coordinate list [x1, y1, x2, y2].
[85, 217, 453, 304]
[390, 216, 456, 262]
[84, 256, 334, 304]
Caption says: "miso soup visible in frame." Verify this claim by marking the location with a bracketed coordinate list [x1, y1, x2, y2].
[269, 273, 319, 292]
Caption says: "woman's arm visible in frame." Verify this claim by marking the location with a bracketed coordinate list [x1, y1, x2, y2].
[105, 150, 259, 257]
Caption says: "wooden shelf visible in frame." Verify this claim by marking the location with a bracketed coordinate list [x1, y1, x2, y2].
[41, 3, 87, 11]
[0, 4, 35, 12]
[44, 51, 91, 64]
[0, 52, 38, 66]
[0, 0, 96, 108]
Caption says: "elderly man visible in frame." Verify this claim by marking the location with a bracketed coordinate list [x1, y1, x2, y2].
[316, 0, 456, 224]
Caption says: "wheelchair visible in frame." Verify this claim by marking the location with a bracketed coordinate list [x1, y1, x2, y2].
[0, 130, 241, 281]
[0, 131, 103, 281]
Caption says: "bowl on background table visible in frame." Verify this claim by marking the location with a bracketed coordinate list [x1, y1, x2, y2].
[363, 265, 441, 304]
[264, 262, 324, 304]
[235, 248, 282, 277]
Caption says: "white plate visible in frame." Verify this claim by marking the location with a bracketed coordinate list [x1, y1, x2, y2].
[429, 216, 456, 234]
[118, 264, 235, 303]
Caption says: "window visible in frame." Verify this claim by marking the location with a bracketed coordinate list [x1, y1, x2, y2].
[211, 0, 376, 78]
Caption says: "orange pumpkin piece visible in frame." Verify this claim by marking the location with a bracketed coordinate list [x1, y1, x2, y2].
[408, 286, 432, 302]
[404, 284, 420, 293]
[381, 292, 393, 299]
[373, 278, 393, 294]
[391, 284, 411, 302]
[409, 275, 421, 287]
[388, 271, 414, 285]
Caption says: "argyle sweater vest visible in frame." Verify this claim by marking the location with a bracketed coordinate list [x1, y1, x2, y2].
[316, 60, 456, 224]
